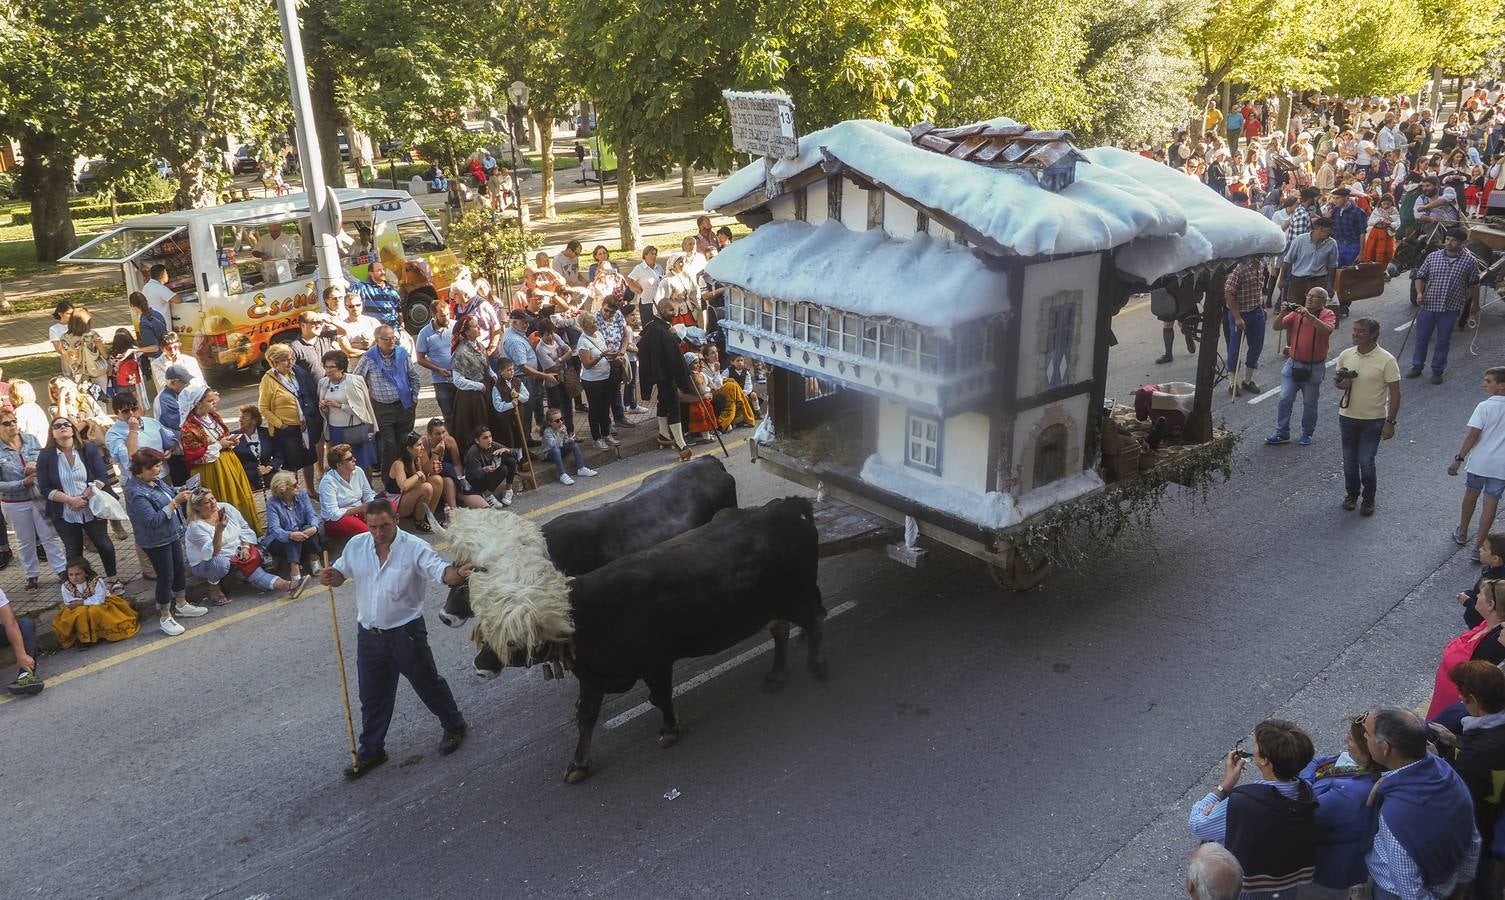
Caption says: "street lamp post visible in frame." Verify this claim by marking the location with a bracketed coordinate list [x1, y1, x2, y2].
[273, 0, 341, 296]
[506, 80, 529, 286]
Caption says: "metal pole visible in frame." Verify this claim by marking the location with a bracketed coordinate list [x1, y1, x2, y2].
[274, 0, 342, 297]
[594, 130, 605, 208]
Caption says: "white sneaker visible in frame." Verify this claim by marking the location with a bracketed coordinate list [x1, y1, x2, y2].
[484, 493, 505, 509]
[559, 473, 575, 486]
[160, 616, 185, 636]
[594, 439, 610, 451]
[629, 405, 650, 414]
[605, 434, 621, 447]
[577, 466, 598, 477]
[174, 601, 208, 618]
[501, 489, 514, 506]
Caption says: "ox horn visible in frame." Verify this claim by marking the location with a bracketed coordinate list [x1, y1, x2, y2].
[425, 506, 448, 541]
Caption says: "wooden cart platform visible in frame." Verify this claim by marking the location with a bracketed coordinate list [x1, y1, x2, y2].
[812, 497, 903, 559]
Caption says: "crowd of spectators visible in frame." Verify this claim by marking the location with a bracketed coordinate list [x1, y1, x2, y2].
[0, 219, 757, 690]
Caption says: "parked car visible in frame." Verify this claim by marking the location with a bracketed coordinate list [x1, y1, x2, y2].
[231, 145, 261, 175]
[74, 158, 107, 194]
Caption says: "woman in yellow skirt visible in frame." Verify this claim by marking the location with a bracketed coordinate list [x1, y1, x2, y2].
[178, 383, 263, 534]
[52, 556, 139, 648]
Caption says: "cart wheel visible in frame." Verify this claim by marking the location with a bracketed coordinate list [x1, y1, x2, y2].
[988, 554, 1052, 592]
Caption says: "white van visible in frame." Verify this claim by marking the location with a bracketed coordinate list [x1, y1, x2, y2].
[60, 188, 459, 373]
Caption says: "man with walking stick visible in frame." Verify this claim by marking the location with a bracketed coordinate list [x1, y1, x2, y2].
[319, 500, 475, 779]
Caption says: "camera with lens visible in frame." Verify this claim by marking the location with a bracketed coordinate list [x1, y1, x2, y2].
[1282, 301, 1303, 313]
[1335, 367, 1359, 381]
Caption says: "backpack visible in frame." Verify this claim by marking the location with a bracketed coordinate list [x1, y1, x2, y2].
[114, 354, 141, 387]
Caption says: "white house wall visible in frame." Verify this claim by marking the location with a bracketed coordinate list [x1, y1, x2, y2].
[884, 193, 917, 239]
[840, 176, 868, 228]
[1015, 254, 1102, 399]
[769, 193, 797, 222]
[876, 398, 990, 495]
[1010, 393, 1090, 490]
[805, 180, 829, 226]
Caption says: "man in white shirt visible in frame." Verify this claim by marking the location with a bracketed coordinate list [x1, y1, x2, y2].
[627, 245, 664, 321]
[142, 264, 178, 323]
[253, 223, 300, 283]
[1450, 366, 1505, 559]
[320, 501, 474, 779]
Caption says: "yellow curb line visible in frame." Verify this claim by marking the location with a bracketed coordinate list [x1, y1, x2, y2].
[1, 438, 749, 705]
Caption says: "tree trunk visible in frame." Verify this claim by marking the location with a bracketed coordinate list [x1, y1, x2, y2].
[532, 111, 557, 219]
[680, 160, 695, 198]
[173, 155, 214, 209]
[1279, 90, 1298, 133]
[1220, 81, 1231, 116]
[109, 188, 120, 225]
[1428, 65, 1444, 114]
[616, 145, 640, 252]
[308, 49, 345, 188]
[18, 133, 78, 262]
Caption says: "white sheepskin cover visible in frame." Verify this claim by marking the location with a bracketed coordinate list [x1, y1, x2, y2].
[432, 508, 574, 661]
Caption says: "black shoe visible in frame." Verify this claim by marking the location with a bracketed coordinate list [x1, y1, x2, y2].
[439, 725, 467, 756]
[5, 671, 43, 696]
[1342, 495, 1358, 511]
[1430, 372, 1444, 385]
[1360, 499, 1375, 517]
[1154, 353, 1173, 365]
[343, 750, 388, 780]
[1405, 366, 1423, 378]
[0, 548, 11, 571]
[1240, 379, 1262, 395]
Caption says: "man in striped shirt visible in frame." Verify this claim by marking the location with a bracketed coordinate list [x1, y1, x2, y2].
[1188, 719, 1318, 897]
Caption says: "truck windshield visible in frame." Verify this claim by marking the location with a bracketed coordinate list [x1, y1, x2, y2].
[60, 226, 181, 264]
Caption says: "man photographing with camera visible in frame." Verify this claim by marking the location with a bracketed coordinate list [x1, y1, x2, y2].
[1266, 287, 1337, 447]
[1334, 317, 1402, 516]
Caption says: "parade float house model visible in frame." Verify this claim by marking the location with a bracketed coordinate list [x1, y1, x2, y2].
[703, 117, 1284, 557]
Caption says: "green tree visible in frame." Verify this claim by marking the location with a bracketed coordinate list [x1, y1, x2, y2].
[1318, 0, 1433, 98]
[107, 0, 287, 208]
[1180, 0, 1323, 138]
[941, 5, 1089, 129]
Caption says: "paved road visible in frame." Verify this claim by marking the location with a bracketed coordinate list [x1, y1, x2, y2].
[3, 275, 1501, 899]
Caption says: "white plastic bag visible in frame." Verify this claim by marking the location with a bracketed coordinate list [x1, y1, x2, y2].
[753, 412, 775, 446]
[88, 486, 128, 522]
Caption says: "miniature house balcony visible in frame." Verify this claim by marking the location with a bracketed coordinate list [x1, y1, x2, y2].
[724, 287, 998, 416]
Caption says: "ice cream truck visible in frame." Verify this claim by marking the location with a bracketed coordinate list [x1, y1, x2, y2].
[59, 188, 459, 374]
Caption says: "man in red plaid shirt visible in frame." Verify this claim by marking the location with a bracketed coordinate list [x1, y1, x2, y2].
[1408, 227, 1482, 384]
[1224, 257, 1268, 395]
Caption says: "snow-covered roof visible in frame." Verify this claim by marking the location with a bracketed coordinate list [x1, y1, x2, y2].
[1087, 148, 1286, 283]
[705, 118, 1285, 283]
[705, 219, 1009, 331]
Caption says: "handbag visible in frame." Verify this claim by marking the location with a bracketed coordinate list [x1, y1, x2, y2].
[562, 367, 583, 400]
[341, 422, 374, 445]
[233, 544, 264, 578]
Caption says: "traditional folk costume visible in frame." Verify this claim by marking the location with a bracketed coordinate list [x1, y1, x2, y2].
[179, 384, 263, 534]
[52, 576, 139, 648]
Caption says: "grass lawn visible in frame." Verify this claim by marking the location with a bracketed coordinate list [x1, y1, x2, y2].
[0, 350, 67, 390]
[0, 214, 114, 281]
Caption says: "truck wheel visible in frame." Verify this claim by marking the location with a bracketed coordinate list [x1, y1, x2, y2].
[988, 553, 1051, 592]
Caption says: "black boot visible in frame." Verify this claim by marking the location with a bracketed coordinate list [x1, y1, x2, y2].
[1155, 326, 1174, 364]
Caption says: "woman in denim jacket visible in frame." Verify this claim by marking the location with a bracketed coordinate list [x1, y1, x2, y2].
[123, 449, 200, 636]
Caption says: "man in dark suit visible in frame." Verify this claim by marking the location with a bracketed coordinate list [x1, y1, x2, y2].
[639, 298, 697, 460]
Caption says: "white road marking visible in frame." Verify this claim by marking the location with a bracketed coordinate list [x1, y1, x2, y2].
[1394, 320, 1413, 332]
[1246, 357, 1339, 405]
[603, 600, 858, 730]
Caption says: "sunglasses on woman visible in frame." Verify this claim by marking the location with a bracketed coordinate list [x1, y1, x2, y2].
[51, 421, 72, 430]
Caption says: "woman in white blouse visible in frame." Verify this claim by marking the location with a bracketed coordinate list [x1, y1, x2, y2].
[317, 350, 378, 472]
[184, 487, 303, 604]
[317, 442, 377, 542]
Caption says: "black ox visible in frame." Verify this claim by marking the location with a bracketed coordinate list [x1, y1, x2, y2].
[439, 455, 737, 632]
[454, 496, 828, 783]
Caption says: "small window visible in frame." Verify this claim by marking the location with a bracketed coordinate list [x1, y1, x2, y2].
[1045, 302, 1076, 388]
[741, 292, 757, 326]
[840, 314, 860, 354]
[919, 332, 938, 374]
[793, 304, 811, 343]
[395, 219, 444, 255]
[879, 325, 897, 364]
[861, 322, 879, 359]
[905, 413, 941, 474]
[774, 300, 791, 336]
[761, 297, 774, 332]
[340, 220, 375, 266]
[899, 328, 919, 368]
[823, 311, 841, 350]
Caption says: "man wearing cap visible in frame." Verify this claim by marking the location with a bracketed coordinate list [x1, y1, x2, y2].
[502, 308, 553, 447]
[153, 364, 195, 485]
[1409, 228, 1483, 384]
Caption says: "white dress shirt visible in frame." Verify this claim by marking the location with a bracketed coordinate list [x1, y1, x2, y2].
[333, 530, 450, 629]
[184, 502, 259, 567]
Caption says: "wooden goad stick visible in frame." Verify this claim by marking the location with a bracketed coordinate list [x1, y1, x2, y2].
[513, 402, 539, 490]
[321, 550, 359, 770]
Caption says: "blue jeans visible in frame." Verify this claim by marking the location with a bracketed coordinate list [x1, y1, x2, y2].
[1339, 416, 1385, 501]
[267, 534, 322, 569]
[191, 554, 280, 591]
[543, 440, 584, 474]
[1411, 307, 1461, 374]
[1224, 306, 1266, 374]
[0, 614, 37, 661]
[143, 541, 187, 611]
[1274, 358, 1324, 439]
[431, 382, 456, 422]
[356, 617, 464, 759]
